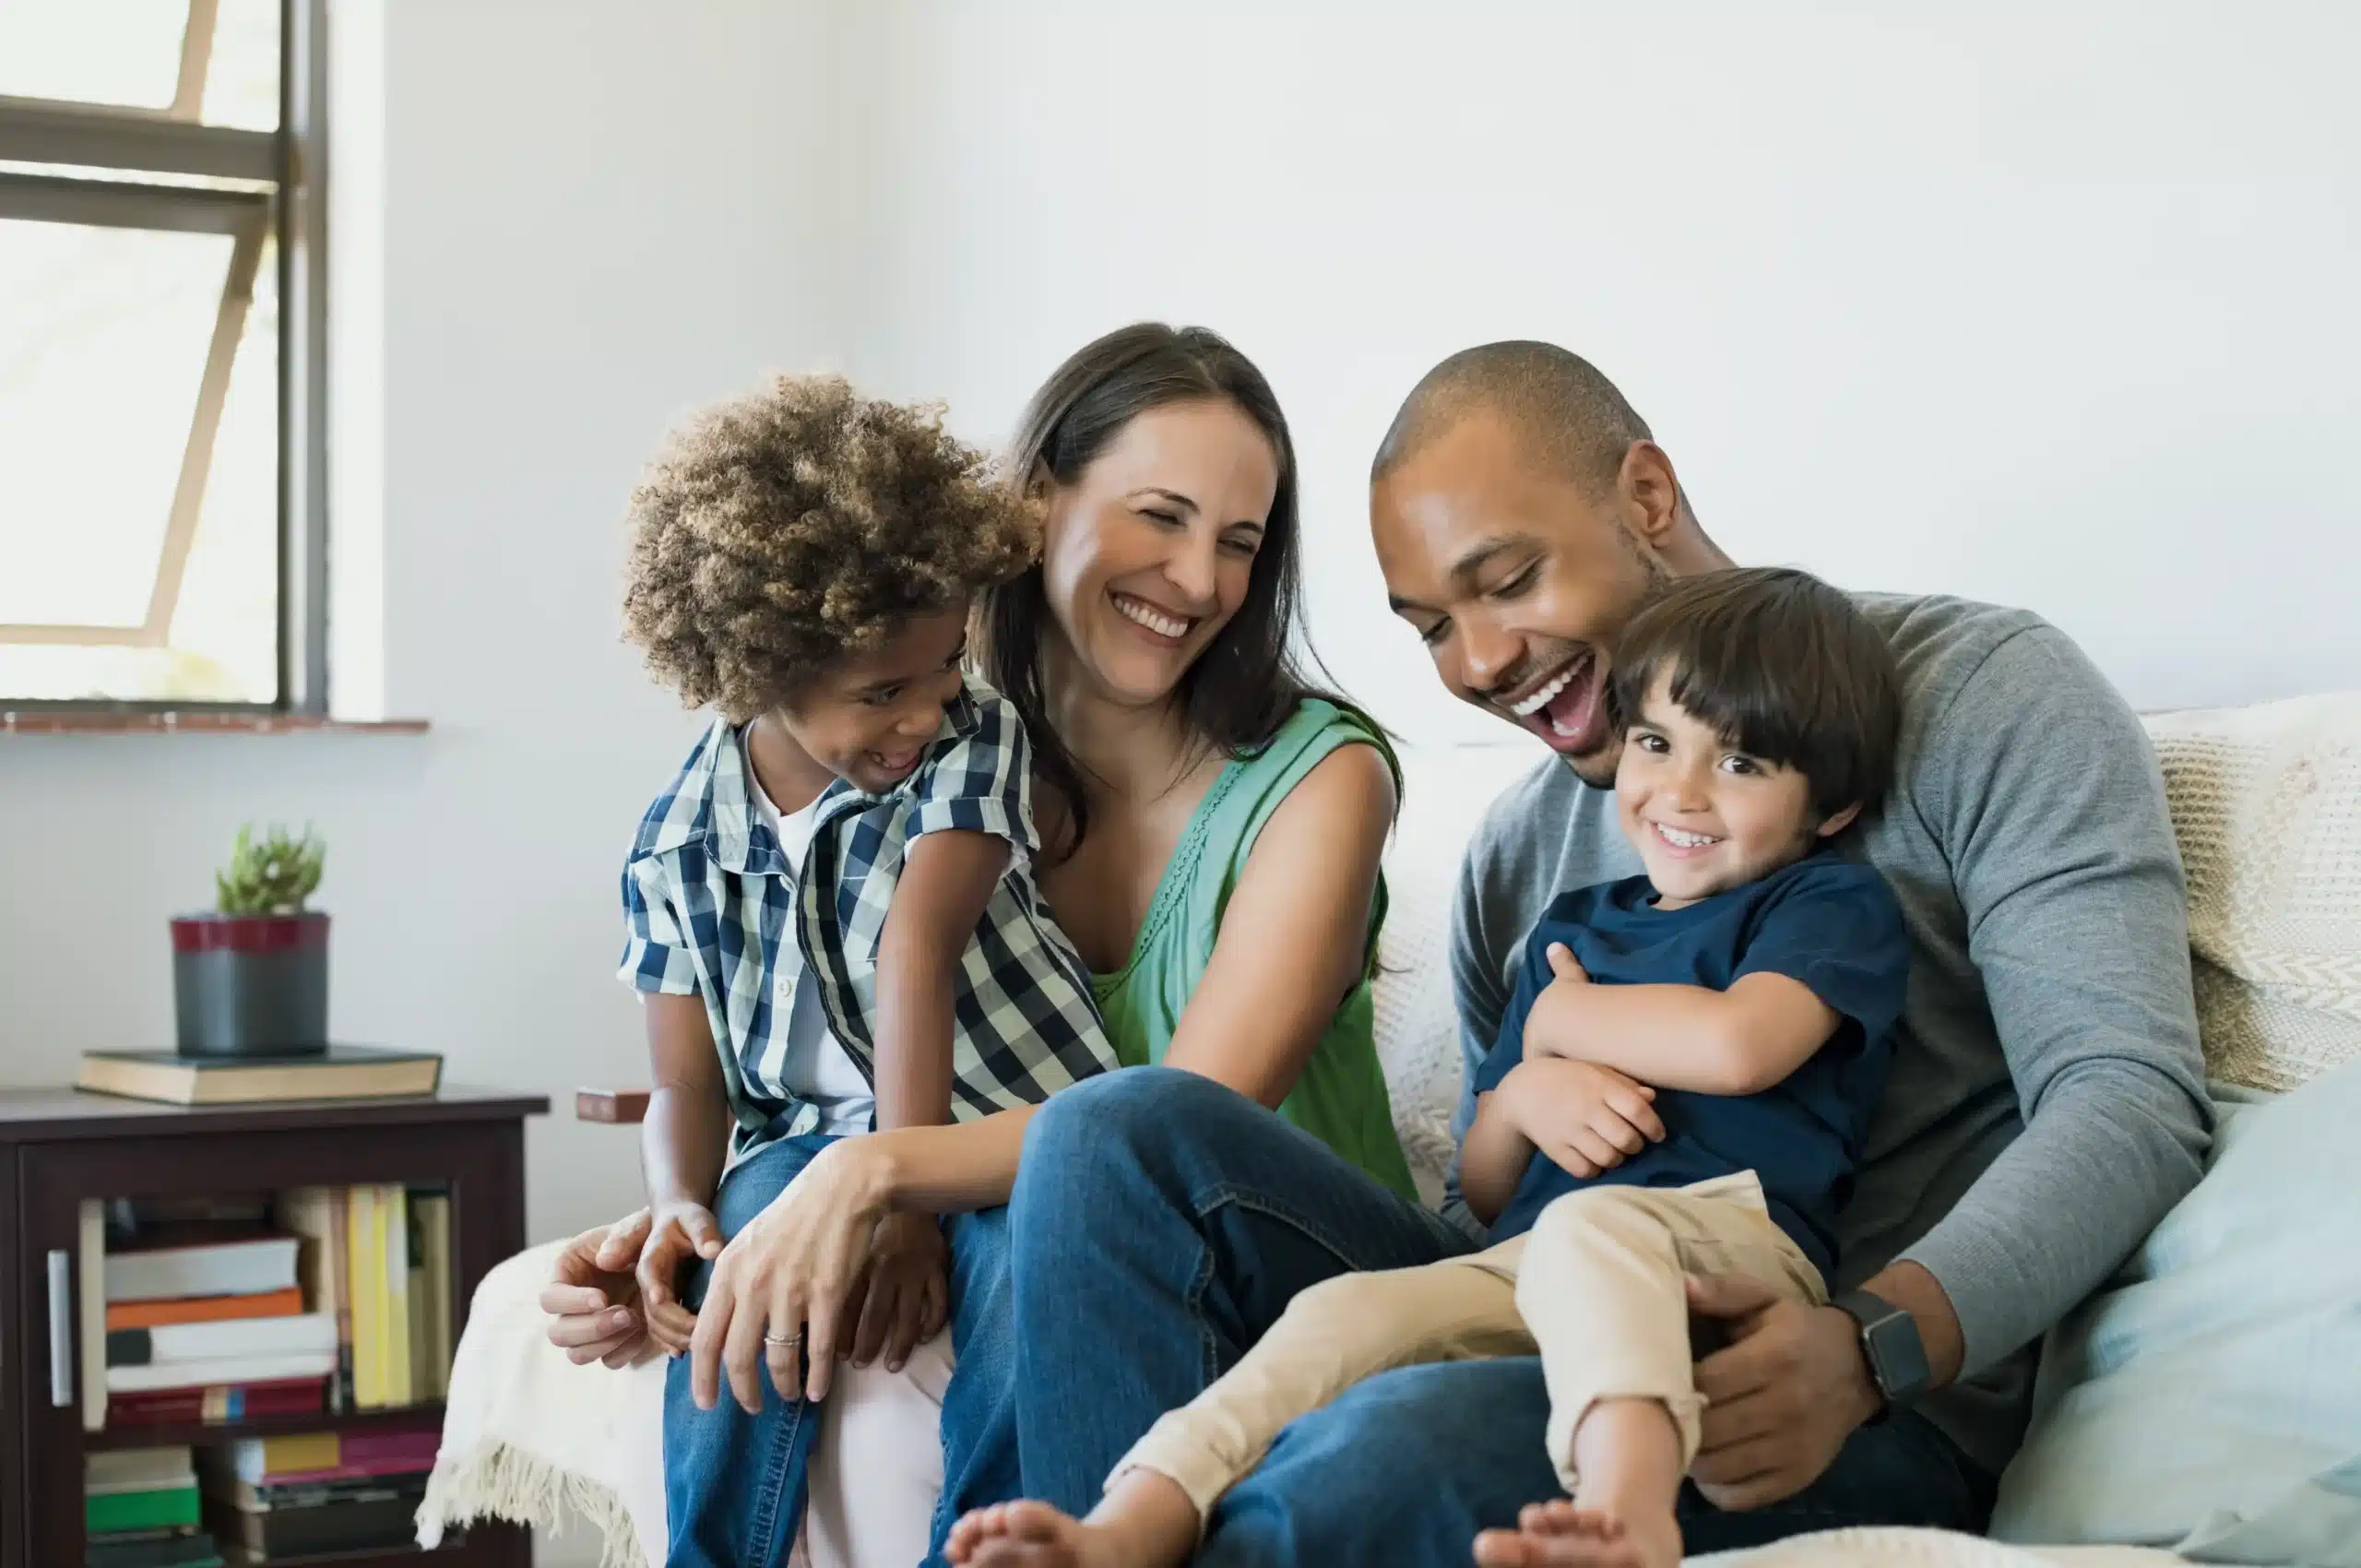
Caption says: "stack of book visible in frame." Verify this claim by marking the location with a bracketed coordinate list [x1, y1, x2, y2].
[198, 1431, 437, 1562]
[78, 1185, 455, 1432]
[84, 1447, 220, 1568]
[92, 1221, 332, 1431]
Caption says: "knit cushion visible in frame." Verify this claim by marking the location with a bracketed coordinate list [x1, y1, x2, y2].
[2142, 695, 2361, 1092]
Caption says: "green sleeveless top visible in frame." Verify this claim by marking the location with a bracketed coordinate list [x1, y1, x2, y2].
[1092, 699, 1418, 1203]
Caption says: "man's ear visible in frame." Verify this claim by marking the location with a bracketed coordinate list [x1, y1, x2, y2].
[1619, 440, 1684, 553]
[1814, 802, 1864, 839]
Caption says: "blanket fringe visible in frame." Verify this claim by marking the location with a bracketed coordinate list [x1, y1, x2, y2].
[417, 1439, 644, 1568]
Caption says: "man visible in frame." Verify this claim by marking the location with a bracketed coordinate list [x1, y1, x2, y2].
[1000, 340, 2213, 1563]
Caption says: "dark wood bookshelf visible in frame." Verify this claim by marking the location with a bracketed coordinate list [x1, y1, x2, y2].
[2, 1084, 548, 1568]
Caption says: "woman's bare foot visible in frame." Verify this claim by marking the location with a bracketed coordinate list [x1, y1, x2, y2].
[1471, 1499, 1681, 1568]
[944, 1473, 1198, 1568]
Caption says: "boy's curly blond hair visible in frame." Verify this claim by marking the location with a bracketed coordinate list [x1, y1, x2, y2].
[623, 374, 1038, 721]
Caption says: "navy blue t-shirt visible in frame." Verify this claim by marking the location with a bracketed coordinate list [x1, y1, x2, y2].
[1471, 850, 1907, 1276]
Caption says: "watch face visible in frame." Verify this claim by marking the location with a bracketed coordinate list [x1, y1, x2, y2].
[1865, 1311, 1931, 1399]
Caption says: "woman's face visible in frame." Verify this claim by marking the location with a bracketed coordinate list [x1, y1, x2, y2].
[1038, 398, 1281, 709]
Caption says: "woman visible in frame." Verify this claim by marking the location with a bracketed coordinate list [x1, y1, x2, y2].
[541, 323, 1421, 1562]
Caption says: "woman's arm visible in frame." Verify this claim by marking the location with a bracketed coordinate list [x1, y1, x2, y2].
[1159, 742, 1397, 1106]
[872, 829, 1010, 1130]
[816, 743, 1394, 1222]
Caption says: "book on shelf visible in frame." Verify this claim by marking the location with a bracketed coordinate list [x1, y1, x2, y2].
[105, 1234, 300, 1303]
[105, 1288, 304, 1333]
[409, 1185, 453, 1400]
[383, 1184, 413, 1406]
[81, 1199, 108, 1431]
[107, 1376, 326, 1428]
[346, 1186, 380, 1408]
[85, 1529, 221, 1568]
[88, 1447, 198, 1491]
[211, 1427, 437, 1488]
[85, 1481, 200, 1536]
[83, 1527, 223, 1568]
[108, 1312, 336, 1367]
[203, 1475, 427, 1560]
[77, 1046, 444, 1106]
[106, 1350, 338, 1395]
[276, 1188, 352, 1409]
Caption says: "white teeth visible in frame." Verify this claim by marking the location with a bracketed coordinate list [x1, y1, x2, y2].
[1114, 594, 1192, 639]
[1510, 659, 1584, 718]
[1652, 822, 1721, 849]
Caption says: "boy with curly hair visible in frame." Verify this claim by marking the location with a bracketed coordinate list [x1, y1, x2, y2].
[614, 374, 1117, 1566]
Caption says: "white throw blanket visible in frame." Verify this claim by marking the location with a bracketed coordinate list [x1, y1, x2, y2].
[418, 1240, 666, 1568]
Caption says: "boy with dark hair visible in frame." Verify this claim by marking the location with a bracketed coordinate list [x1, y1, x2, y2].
[947, 566, 1907, 1568]
[616, 374, 1117, 1566]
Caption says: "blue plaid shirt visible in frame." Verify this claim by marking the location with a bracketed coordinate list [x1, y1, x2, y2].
[619, 677, 1115, 1159]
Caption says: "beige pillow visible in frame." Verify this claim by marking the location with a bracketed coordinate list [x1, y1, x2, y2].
[2143, 695, 2361, 1092]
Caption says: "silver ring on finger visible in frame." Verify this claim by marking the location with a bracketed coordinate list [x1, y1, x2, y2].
[763, 1331, 802, 1349]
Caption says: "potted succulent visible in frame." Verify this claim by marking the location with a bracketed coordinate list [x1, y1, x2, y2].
[171, 824, 330, 1058]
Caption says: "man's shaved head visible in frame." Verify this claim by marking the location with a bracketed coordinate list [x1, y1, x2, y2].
[1371, 340, 1654, 498]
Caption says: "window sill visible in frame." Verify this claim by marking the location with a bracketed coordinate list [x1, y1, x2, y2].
[0, 711, 430, 735]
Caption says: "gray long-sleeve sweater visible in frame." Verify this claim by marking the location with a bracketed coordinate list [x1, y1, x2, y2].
[1445, 594, 2213, 1476]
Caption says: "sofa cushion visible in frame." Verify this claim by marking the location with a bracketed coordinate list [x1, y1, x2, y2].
[1370, 743, 1548, 1204]
[2142, 694, 2361, 1092]
[1990, 1060, 2361, 1562]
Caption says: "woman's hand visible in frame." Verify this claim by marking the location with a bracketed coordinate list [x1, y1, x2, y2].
[1501, 1057, 1665, 1179]
[688, 1137, 893, 1412]
[844, 1211, 948, 1373]
[540, 1209, 660, 1369]
[635, 1200, 725, 1356]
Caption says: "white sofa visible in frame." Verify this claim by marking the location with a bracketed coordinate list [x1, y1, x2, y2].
[421, 696, 2361, 1567]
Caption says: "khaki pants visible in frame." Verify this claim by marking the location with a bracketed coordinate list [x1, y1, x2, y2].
[1111, 1171, 1826, 1522]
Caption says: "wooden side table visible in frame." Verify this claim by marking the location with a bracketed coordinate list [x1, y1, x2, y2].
[0, 1084, 549, 1568]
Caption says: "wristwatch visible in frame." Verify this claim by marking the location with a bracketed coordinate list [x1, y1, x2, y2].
[1831, 1289, 1931, 1421]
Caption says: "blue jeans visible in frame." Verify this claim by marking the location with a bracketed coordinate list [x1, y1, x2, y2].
[663, 1133, 1017, 1568]
[1006, 1067, 1997, 1565]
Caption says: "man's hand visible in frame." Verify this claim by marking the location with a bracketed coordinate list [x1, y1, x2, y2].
[843, 1211, 948, 1373]
[635, 1200, 725, 1356]
[1501, 1056, 1664, 1179]
[1685, 1273, 1881, 1511]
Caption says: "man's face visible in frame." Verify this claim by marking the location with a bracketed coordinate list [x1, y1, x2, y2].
[1373, 410, 1665, 788]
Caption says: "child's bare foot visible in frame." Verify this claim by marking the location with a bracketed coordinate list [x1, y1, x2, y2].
[944, 1474, 1198, 1568]
[1471, 1499, 1682, 1568]
[944, 1502, 1107, 1568]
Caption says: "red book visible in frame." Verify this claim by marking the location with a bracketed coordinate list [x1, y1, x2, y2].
[107, 1376, 326, 1427]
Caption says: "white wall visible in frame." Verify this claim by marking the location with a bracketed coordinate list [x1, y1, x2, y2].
[830, 0, 2361, 744]
[0, 1, 844, 1265]
[5, 2, 2356, 1255]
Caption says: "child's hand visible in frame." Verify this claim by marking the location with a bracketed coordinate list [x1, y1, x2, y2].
[1525, 944, 1595, 1060]
[843, 1212, 948, 1373]
[636, 1200, 725, 1357]
[1501, 1057, 1665, 1179]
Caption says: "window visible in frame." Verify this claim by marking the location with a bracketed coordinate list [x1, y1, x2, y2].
[0, 0, 326, 711]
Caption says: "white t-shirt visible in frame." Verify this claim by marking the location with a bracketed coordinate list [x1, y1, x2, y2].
[745, 742, 877, 1137]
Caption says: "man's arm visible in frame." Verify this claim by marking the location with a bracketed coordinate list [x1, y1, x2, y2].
[872, 829, 1009, 1130]
[1443, 839, 1519, 1235]
[1892, 626, 2212, 1376]
[1686, 625, 2212, 1511]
